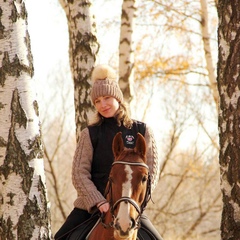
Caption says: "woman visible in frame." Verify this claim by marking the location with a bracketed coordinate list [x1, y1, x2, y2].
[55, 64, 162, 240]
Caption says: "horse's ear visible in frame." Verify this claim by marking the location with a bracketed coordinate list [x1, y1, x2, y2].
[135, 133, 146, 159]
[112, 132, 125, 159]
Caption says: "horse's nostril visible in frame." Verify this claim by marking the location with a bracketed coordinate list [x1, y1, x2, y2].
[130, 218, 136, 229]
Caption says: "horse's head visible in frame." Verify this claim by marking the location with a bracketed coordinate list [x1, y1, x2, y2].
[105, 132, 151, 239]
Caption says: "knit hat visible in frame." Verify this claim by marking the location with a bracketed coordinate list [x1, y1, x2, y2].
[90, 64, 124, 103]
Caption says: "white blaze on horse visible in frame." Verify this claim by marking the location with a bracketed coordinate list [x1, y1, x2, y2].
[88, 132, 151, 240]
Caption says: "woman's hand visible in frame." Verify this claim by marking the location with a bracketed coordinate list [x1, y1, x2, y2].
[97, 201, 110, 213]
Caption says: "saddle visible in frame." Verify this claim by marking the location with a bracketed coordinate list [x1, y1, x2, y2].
[66, 213, 158, 240]
[66, 213, 99, 240]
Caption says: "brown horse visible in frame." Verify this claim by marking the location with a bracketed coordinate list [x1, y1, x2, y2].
[87, 132, 151, 240]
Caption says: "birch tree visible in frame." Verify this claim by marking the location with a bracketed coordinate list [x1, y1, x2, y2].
[0, 1, 51, 239]
[200, 0, 218, 109]
[217, 0, 240, 239]
[119, 0, 137, 104]
[59, 0, 99, 140]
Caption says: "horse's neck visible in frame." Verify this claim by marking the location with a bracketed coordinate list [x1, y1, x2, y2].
[89, 211, 113, 240]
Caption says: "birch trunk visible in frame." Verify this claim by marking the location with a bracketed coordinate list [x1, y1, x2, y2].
[119, 0, 137, 105]
[200, 0, 218, 110]
[0, 1, 51, 239]
[59, 0, 99, 140]
[217, 0, 240, 239]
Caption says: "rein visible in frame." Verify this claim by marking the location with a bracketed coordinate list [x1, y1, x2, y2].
[100, 161, 152, 230]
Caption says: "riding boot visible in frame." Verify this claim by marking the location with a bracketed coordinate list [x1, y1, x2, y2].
[138, 214, 163, 240]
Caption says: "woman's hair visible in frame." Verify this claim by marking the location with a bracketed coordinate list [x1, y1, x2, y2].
[89, 102, 133, 128]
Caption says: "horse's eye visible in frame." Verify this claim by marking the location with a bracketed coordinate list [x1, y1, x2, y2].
[142, 175, 147, 183]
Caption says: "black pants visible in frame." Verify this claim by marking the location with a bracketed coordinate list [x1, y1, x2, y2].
[54, 208, 162, 240]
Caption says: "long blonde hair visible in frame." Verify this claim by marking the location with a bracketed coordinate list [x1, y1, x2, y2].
[89, 102, 133, 128]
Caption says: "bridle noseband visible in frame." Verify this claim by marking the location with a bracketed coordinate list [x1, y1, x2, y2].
[100, 161, 152, 230]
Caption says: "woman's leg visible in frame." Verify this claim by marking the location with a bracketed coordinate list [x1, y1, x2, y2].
[139, 214, 163, 240]
[54, 208, 91, 240]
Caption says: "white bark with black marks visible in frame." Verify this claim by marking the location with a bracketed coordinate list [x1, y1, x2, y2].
[60, 0, 99, 141]
[0, 1, 51, 239]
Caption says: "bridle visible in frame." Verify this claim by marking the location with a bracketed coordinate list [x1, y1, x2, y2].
[100, 161, 152, 230]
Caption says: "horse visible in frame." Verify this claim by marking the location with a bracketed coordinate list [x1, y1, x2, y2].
[87, 132, 151, 240]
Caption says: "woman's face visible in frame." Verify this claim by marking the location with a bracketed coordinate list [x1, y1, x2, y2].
[94, 96, 120, 118]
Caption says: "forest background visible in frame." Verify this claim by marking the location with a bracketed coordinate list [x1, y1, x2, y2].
[25, 0, 220, 239]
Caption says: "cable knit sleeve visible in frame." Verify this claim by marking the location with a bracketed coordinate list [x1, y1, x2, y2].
[145, 125, 160, 192]
[72, 128, 106, 212]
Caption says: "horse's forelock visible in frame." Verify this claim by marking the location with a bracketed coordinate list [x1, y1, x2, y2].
[116, 148, 146, 163]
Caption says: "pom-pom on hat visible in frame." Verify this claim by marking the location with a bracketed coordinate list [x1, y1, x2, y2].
[91, 64, 124, 104]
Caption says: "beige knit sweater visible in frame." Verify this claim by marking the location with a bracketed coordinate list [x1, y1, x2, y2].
[72, 126, 160, 213]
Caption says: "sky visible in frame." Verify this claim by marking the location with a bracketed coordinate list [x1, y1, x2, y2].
[25, 0, 69, 80]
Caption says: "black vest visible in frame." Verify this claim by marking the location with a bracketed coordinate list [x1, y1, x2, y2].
[88, 118, 146, 195]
